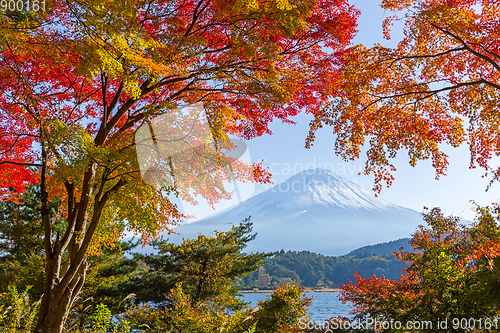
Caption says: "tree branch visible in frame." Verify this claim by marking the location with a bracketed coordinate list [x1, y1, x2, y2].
[100, 72, 108, 133]
[386, 47, 466, 67]
[430, 22, 500, 75]
[373, 79, 500, 101]
[0, 161, 42, 167]
[107, 81, 124, 116]
[59, 178, 126, 288]
[185, 0, 209, 37]
[58, 181, 77, 255]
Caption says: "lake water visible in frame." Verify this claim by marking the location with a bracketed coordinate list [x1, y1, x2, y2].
[238, 292, 353, 322]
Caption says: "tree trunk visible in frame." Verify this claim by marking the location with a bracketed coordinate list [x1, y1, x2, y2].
[33, 153, 125, 332]
[34, 262, 87, 333]
[34, 160, 95, 333]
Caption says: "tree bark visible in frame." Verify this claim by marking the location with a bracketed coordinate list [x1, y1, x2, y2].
[34, 161, 95, 333]
[34, 156, 125, 332]
[32, 75, 141, 332]
[34, 262, 87, 333]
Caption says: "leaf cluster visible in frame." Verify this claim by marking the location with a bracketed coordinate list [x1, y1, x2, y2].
[341, 205, 500, 332]
[307, 0, 500, 191]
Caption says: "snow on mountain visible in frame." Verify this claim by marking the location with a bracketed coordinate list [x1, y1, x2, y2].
[221, 168, 397, 213]
[139, 168, 424, 256]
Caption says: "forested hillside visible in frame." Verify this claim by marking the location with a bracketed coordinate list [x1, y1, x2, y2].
[236, 250, 407, 289]
[346, 238, 412, 257]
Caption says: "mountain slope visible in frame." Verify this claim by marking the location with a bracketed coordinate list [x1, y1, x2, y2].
[346, 238, 413, 257]
[151, 168, 424, 256]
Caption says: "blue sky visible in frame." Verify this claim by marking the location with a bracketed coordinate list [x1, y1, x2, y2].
[243, 0, 500, 221]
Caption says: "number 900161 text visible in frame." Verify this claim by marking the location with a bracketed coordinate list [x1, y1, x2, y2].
[0, 0, 45, 12]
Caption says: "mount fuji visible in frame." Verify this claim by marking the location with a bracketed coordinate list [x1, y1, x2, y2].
[149, 168, 424, 256]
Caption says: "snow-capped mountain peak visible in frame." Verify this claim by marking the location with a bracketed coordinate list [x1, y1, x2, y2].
[144, 168, 422, 256]
[248, 168, 395, 211]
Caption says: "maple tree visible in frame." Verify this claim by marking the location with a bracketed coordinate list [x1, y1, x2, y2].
[0, 183, 140, 330]
[340, 207, 500, 332]
[0, 0, 358, 332]
[307, 0, 500, 192]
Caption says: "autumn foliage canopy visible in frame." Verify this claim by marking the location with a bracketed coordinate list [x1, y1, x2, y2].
[0, 0, 359, 331]
[341, 206, 500, 330]
[0, 0, 359, 245]
[307, 0, 500, 192]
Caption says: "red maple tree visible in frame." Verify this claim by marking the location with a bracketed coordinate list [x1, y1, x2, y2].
[307, 0, 500, 192]
[0, 0, 359, 331]
[341, 207, 500, 330]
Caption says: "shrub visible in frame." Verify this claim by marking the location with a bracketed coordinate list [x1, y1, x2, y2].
[0, 285, 39, 332]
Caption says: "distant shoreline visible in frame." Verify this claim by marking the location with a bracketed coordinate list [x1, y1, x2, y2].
[240, 288, 341, 293]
